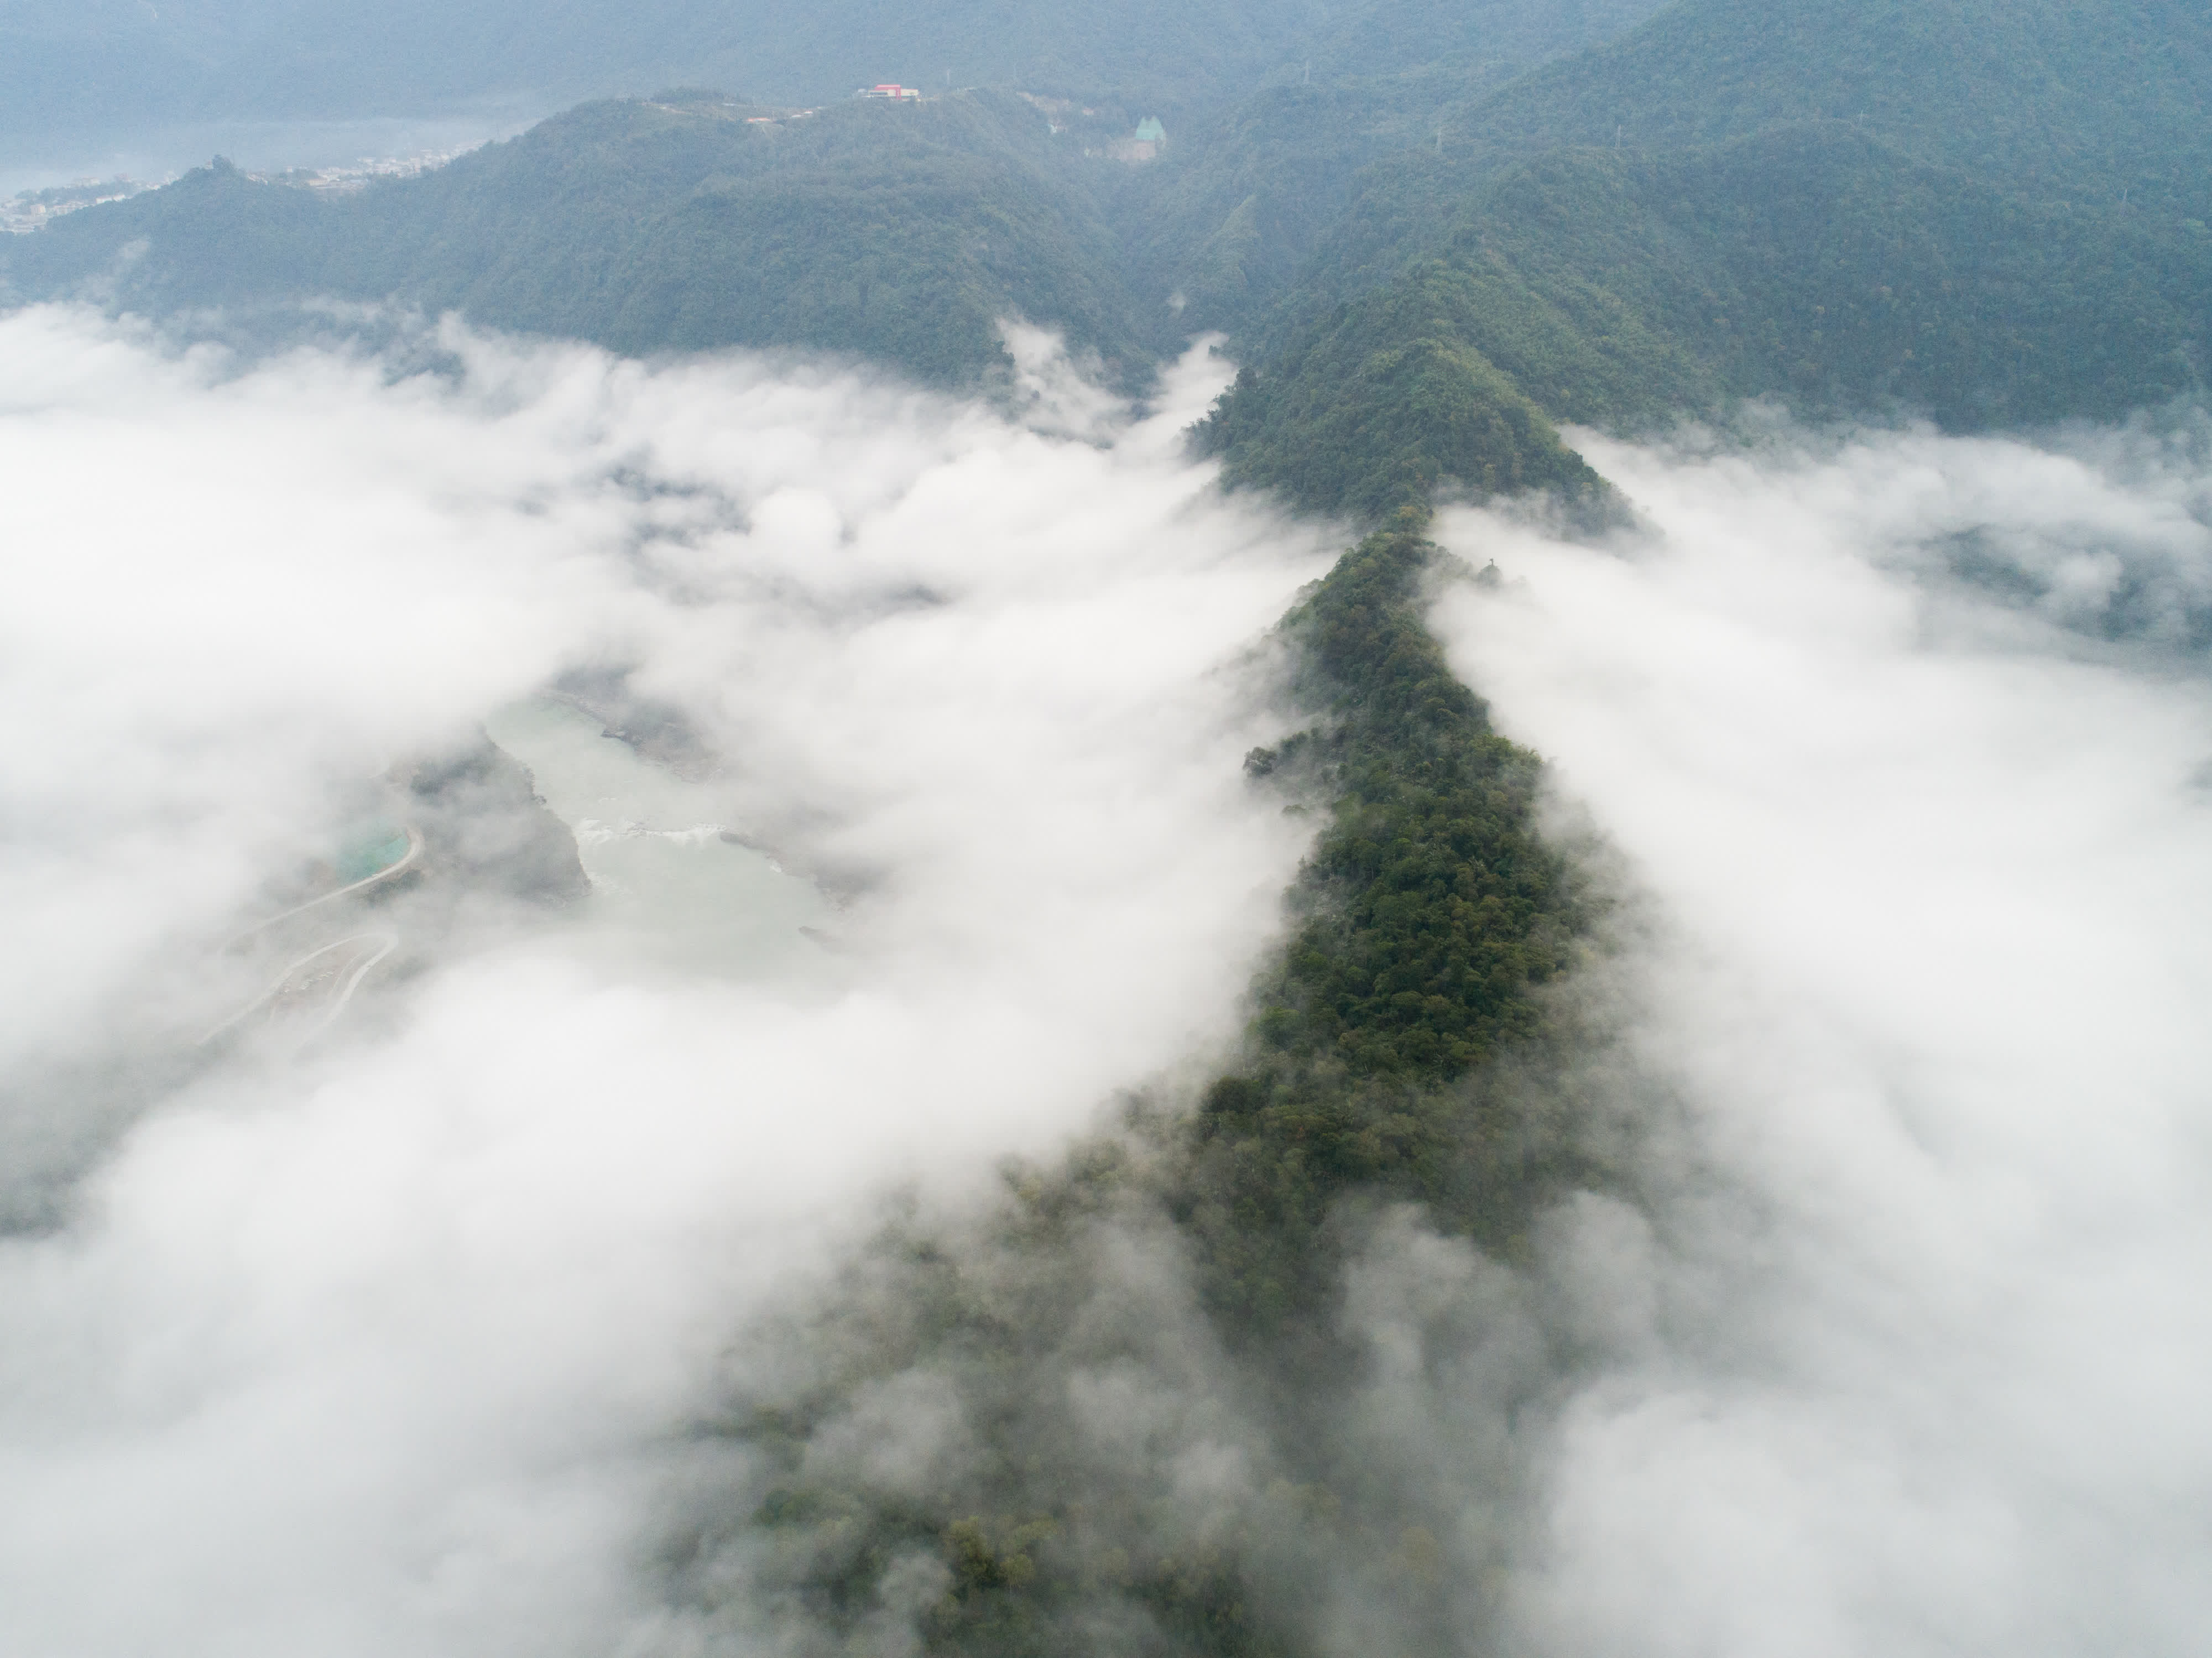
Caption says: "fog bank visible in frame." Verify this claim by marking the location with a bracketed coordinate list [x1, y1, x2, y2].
[14, 300, 2211, 1655]
[1435, 418, 2212, 1656]
[0, 307, 1333, 1655]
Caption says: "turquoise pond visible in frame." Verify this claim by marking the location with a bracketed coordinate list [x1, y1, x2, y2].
[335, 824, 411, 884]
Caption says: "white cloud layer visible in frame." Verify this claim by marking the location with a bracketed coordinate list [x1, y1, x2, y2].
[14, 298, 2211, 1658]
[1433, 419, 2212, 1658]
[0, 306, 1334, 1656]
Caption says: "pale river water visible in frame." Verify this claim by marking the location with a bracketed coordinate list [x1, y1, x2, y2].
[484, 698, 836, 982]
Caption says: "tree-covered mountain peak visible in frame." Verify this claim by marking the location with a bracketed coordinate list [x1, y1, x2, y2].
[4, 0, 2205, 522]
[1459, 0, 2212, 212]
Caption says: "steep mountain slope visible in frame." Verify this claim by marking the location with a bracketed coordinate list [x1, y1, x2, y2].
[627, 15, 2212, 1645]
[2, 92, 1154, 384]
[9, 0, 2205, 498]
[665, 523, 1606, 1658]
[2, 0, 1686, 387]
[1204, 0, 2212, 517]
[1458, 0, 2212, 216]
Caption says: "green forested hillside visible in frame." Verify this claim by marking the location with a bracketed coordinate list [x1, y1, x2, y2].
[1183, 525, 1600, 1336]
[1207, 122, 2211, 512]
[632, 2, 2212, 1622]
[3, 92, 1154, 383]
[1197, 0, 2212, 517]
[1455, 0, 2212, 217]
[340, 93, 1152, 377]
[11, 1, 2206, 508]
[2, 0, 1685, 379]
[656, 15, 2212, 1646]
[1197, 277, 1618, 520]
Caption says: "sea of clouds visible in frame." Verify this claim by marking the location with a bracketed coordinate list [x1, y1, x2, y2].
[1433, 413, 2212, 1657]
[6, 297, 2211, 1657]
[0, 306, 1335, 1656]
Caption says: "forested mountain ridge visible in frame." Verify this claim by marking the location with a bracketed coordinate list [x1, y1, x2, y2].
[669, 522, 1611, 1658]
[1208, 122, 2210, 515]
[1201, 0, 2212, 516]
[0, 0, 1687, 388]
[9, 0, 2207, 514]
[624, 12, 2212, 1645]
[2, 92, 1156, 384]
[1454, 0, 2212, 216]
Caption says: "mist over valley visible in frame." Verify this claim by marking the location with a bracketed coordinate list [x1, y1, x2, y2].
[4, 4, 2210, 1655]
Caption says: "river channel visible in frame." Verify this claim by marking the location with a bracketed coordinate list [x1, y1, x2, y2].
[484, 698, 835, 983]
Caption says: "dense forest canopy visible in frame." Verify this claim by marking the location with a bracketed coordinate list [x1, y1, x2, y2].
[1455, 0, 2212, 216]
[1201, 0, 2212, 514]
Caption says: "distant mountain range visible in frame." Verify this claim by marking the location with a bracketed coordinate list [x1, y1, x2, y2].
[0, 0, 1670, 149]
[8, 0, 2204, 524]
[1205, 0, 2212, 513]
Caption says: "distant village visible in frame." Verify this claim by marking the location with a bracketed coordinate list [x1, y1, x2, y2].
[1, 179, 145, 234]
[759, 85, 1170, 161]
[805, 86, 1168, 162]
[247, 144, 483, 197]
[1, 144, 480, 234]
[1014, 93, 1169, 160]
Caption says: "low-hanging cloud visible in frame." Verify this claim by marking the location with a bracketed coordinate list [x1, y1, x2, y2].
[1430, 416, 2212, 1657]
[0, 305, 1338, 1656]
[618, 415, 2212, 1658]
[15, 293, 2212, 1658]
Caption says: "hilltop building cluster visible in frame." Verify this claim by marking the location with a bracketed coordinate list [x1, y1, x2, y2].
[1, 178, 145, 234]
[253, 145, 478, 197]
[1011, 93, 1168, 160]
